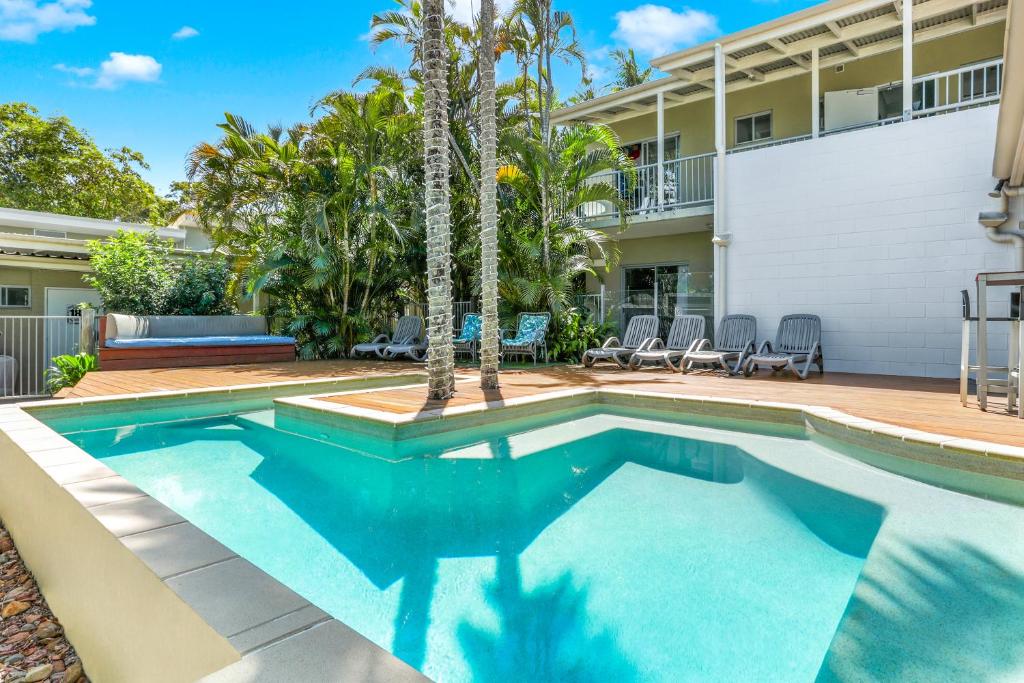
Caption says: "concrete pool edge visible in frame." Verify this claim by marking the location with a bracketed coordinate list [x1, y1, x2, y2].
[0, 378, 430, 683]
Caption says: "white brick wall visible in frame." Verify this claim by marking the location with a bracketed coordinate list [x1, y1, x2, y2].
[724, 106, 1016, 378]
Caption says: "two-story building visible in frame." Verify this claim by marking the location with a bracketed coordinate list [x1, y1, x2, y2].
[554, 0, 1019, 378]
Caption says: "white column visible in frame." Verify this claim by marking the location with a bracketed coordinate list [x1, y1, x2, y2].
[811, 46, 820, 138]
[713, 43, 727, 327]
[902, 0, 913, 121]
[656, 91, 665, 210]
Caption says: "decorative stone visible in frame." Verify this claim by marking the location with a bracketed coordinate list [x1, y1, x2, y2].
[4, 652, 24, 665]
[4, 630, 30, 644]
[22, 663, 53, 682]
[1, 600, 30, 618]
[64, 660, 83, 683]
[34, 622, 59, 640]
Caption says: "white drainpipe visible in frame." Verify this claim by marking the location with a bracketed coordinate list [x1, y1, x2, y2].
[980, 183, 1024, 270]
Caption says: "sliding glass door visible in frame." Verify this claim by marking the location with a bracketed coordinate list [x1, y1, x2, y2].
[623, 264, 692, 335]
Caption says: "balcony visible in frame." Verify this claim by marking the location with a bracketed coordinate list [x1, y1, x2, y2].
[579, 152, 715, 222]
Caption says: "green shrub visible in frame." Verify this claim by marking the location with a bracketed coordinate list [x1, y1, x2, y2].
[44, 353, 97, 394]
[547, 308, 614, 363]
[165, 257, 236, 315]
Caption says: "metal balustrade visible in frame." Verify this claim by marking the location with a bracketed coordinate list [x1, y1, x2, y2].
[0, 314, 94, 399]
[579, 152, 716, 220]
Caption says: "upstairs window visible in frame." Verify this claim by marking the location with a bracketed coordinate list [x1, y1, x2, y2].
[0, 286, 30, 308]
[735, 111, 772, 145]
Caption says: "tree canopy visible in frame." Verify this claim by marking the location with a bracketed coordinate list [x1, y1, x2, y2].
[0, 102, 171, 224]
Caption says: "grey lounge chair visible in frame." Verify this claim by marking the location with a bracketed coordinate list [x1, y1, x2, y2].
[628, 315, 706, 372]
[742, 314, 824, 380]
[350, 315, 422, 359]
[382, 338, 428, 362]
[681, 314, 756, 375]
[583, 314, 659, 369]
[501, 312, 550, 365]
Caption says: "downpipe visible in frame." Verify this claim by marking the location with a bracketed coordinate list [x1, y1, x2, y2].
[980, 182, 1024, 271]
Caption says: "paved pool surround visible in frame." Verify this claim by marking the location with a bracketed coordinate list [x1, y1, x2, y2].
[0, 375, 1022, 681]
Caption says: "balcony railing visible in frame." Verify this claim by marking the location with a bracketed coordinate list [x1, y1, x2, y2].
[578, 152, 715, 221]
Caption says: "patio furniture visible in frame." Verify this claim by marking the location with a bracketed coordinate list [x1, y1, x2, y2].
[583, 314, 658, 369]
[349, 315, 422, 359]
[959, 289, 1017, 409]
[681, 314, 756, 375]
[453, 313, 482, 361]
[501, 312, 550, 365]
[382, 338, 428, 362]
[742, 314, 823, 380]
[973, 272, 1023, 417]
[628, 315, 706, 371]
[98, 314, 296, 371]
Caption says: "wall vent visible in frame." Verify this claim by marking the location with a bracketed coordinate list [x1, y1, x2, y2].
[835, 64, 845, 73]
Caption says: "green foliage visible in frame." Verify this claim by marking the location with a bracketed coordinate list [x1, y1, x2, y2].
[82, 230, 175, 314]
[44, 353, 97, 394]
[547, 308, 614, 363]
[0, 103, 172, 224]
[83, 229, 235, 315]
[165, 257, 236, 315]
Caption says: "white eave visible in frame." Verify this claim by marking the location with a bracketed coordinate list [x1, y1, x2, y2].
[552, 0, 1008, 125]
[993, 0, 1023, 185]
[0, 206, 187, 241]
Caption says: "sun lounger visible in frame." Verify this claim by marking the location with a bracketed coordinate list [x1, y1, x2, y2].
[742, 314, 823, 380]
[350, 315, 422, 359]
[583, 314, 658, 369]
[681, 314, 756, 375]
[628, 315, 706, 371]
[382, 338, 428, 362]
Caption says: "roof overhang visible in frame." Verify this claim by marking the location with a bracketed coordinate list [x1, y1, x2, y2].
[553, 0, 1007, 125]
[0, 207, 186, 241]
[993, 0, 1023, 185]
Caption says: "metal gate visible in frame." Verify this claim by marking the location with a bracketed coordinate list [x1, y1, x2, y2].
[0, 313, 95, 399]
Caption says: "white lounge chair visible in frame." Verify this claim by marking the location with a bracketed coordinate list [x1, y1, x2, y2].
[628, 315, 706, 372]
[742, 314, 824, 380]
[349, 315, 422, 359]
[583, 314, 659, 369]
[682, 314, 756, 375]
[382, 338, 428, 362]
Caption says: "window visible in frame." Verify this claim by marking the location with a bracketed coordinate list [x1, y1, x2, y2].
[33, 229, 68, 239]
[735, 111, 772, 145]
[621, 134, 681, 166]
[0, 286, 30, 308]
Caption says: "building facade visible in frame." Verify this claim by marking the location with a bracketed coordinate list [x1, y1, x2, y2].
[553, 0, 1018, 378]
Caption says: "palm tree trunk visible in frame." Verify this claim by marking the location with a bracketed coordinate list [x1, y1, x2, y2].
[479, 0, 499, 390]
[423, 0, 455, 400]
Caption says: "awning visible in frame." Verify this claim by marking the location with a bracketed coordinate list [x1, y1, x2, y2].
[993, 0, 1024, 184]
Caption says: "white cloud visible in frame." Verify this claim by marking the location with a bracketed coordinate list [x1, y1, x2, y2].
[0, 0, 95, 42]
[613, 5, 718, 57]
[53, 62, 93, 76]
[445, 0, 515, 24]
[94, 52, 162, 89]
[171, 25, 198, 40]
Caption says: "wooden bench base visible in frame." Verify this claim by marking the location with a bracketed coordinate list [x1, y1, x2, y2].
[98, 344, 296, 371]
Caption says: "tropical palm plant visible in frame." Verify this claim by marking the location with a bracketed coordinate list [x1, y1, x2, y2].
[479, 0, 500, 390]
[422, 0, 455, 399]
[610, 48, 654, 90]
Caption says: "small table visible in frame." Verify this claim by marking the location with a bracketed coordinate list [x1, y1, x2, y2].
[975, 271, 1024, 415]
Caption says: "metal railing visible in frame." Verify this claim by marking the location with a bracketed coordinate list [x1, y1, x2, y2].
[402, 301, 477, 334]
[914, 58, 1003, 117]
[579, 152, 716, 220]
[0, 314, 96, 399]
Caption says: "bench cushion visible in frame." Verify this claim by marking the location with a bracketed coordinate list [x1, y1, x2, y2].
[105, 314, 270, 342]
[105, 335, 295, 349]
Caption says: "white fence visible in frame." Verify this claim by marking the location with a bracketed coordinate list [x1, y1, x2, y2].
[402, 301, 477, 334]
[0, 312, 96, 399]
[579, 152, 716, 220]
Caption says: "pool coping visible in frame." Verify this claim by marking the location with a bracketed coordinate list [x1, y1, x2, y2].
[1, 373, 1022, 681]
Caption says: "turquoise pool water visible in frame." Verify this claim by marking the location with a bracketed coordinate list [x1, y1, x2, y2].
[62, 407, 886, 681]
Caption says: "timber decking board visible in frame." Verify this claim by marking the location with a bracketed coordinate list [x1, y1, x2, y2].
[54, 361, 1024, 448]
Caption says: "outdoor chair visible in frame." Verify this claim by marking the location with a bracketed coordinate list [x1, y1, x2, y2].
[628, 315, 706, 372]
[349, 315, 422, 359]
[501, 312, 550, 365]
[583, 314, 658, 369]
[453, 313, 483, 361]
[742, 314, 823, 380]
[682, 314, 756, 375]
[958, 289, 1017, 409]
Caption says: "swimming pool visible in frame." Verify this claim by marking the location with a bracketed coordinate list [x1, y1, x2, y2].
[50, 401, 1024, 682]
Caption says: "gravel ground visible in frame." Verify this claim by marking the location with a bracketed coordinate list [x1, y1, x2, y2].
[0, 523, 87, 683]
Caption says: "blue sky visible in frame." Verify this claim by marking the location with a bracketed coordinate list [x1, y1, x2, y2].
[2, 0, 817, 196]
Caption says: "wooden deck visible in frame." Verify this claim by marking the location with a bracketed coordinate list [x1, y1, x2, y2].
[56, 361, 1023, 447]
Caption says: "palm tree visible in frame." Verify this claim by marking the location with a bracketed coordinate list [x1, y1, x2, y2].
[422, 0, 455, 400]
[479, 0, 500, 389]
[610, 48, 653, 91]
